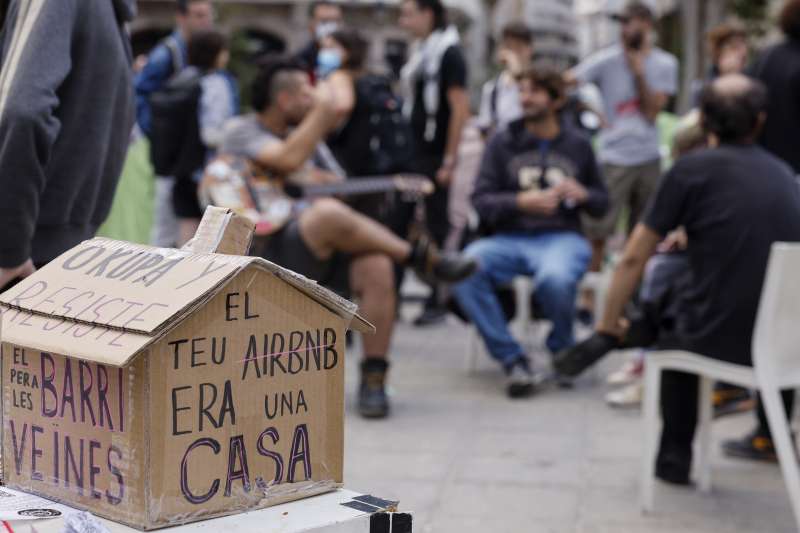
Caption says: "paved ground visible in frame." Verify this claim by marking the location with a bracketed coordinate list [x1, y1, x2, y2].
[341, 298, 797, 533]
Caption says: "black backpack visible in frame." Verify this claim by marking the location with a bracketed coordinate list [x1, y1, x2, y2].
[331, 74, 414, 176]
[149, 67, 206, 178]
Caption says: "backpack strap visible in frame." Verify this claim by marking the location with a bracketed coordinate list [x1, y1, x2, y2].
[164, 35, 184, 76]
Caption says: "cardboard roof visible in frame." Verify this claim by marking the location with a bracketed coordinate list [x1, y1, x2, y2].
[0, 238, 374, 367]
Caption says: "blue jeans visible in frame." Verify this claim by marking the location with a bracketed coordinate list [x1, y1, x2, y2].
[452, 231, 591, 366]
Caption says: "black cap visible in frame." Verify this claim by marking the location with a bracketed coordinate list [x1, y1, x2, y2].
[611, 1, 655, 23]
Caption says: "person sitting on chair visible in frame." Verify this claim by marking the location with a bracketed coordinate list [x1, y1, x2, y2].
[554, 74, 800, 484]
[219, 55, 476, 419]
[452, 66, 609, 398]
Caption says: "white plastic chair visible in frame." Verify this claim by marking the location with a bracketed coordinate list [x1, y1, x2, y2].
[640, 243, 800, 530]
[464, 271, 611, 373]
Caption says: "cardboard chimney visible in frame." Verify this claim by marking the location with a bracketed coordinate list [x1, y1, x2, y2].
[0, 207, 373, 530]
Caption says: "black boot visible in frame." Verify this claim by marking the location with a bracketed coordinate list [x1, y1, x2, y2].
[409, 235, 476, 284]
[359, 359, 390, 419]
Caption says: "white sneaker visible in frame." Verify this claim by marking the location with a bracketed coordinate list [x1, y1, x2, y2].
[606, 358, 644, 386]
[605, 382, 643, 408]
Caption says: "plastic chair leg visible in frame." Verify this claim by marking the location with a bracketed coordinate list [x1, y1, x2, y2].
[696, 376, 714, 493]
[760, 385, 800, 531]
[641, 360, 662, 513]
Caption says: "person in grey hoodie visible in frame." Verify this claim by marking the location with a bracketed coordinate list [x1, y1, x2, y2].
[0, 0, 136, 289]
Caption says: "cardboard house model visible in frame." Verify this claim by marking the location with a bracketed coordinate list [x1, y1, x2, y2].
[0, 208, 373, 530]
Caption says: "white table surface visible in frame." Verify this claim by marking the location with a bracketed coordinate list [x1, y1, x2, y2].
[3, 489, 379, 533]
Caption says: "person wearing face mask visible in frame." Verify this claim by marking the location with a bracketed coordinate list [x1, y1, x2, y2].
[295, 1, 344, 83]
[323, 29, 413, 187]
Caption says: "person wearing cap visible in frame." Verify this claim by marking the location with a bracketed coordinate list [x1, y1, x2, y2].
[568, 1, 678, 322]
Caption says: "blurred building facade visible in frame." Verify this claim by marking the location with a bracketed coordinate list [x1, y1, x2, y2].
[133, 0, 584, 94]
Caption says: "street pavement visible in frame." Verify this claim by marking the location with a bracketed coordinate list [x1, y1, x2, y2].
[342, 298, 797, 533]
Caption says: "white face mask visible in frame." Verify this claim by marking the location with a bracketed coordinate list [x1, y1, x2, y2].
[315, 21, 339, 41]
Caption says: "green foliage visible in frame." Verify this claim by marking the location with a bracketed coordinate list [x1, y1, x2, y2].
[729, 0, 770, 34]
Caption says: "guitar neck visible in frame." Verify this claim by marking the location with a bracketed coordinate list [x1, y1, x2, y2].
[300, 176, 401, 198]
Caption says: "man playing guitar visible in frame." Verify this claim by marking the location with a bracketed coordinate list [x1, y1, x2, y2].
[217, 56, 476, 419]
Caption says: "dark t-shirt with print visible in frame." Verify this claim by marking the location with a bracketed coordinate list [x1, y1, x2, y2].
[749, 40, 800, 173]
[644, 144, 800, 365]
[410, 45, 467, 159]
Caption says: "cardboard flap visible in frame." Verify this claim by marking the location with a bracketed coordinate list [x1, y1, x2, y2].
[0, 238, 252, 336]
[1, 305, 153, 366]
[250, 258, 376, 334]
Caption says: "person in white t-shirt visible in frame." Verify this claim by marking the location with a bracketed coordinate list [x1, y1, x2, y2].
[568, 1, 678, 324]
[476, 22, 534, 137]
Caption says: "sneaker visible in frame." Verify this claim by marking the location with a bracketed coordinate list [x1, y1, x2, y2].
[606, 357, 644, 386]
[722, 430, 779, 462]
[553, 332, 619, 377]
[358, 359, 390, 419]
[605, 382, 643, 408]
[410, 235, 477, 284]
[505, 357, 536, 399]
[655, 448, 692, 486]
[713, 386, 755, 419]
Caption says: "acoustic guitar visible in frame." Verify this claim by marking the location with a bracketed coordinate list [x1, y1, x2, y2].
[199, 155, 434, 236]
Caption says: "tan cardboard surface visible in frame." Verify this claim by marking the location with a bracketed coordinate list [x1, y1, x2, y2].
[0, 238, 251, 335]
[145, 267, 345, 526]
[184, 207, 254, 257]
[0, 238, 372, 346]
[2, 344, 149, 529]
[0, 307, 152, 367]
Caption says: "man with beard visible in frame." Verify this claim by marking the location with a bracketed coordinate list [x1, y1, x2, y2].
[452, 67, 608, 398]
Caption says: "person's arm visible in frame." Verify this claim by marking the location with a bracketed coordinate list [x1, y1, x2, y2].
[0, 0, 77, 272]
[577, 144, 609, 217]
[253, 84, 338, 175]
[566, 51, 603, 88]
[437, 47, 470, 186]
[134, 44, 172, 135]
[596, 223, 662, 337]
[472, 136, 559, 224]
[599, 161, 690, 337]
[476, 79, 494, 136]
[471, 136, 517, 224]
[199, 74, 237, 149]
[626, 50, 675, 123]
[437, 86, 470, 185]
[327, 70, 356, 128]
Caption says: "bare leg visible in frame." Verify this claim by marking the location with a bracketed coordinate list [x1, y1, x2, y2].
[298, 198, 411, 262]
[349, 254, 395, 359]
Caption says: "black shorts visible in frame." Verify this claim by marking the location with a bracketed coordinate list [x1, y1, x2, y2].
[258, 219, 350, 296]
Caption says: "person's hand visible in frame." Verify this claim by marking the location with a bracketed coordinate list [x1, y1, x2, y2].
[308, 169, 344, 185]
[625, 48, 646, 77]
[555, 178, 589, 206]
[435, 155, 457, 186]
[0, 259, 35, 290]
[657, 227, 688, 253]
[313, 81, 338, 114]
[517, 189, 560, 216]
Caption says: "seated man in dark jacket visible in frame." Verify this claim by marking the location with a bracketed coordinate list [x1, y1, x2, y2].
[555, 74, 800, 484]
[453, 67, 609, 398]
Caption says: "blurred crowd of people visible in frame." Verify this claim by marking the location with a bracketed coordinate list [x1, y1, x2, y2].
[3, 0, 800, 495]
